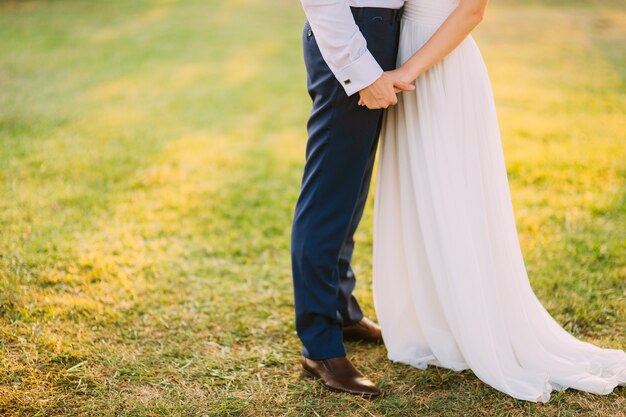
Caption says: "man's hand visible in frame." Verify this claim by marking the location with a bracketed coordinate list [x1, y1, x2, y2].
[358, 72, 415, 110]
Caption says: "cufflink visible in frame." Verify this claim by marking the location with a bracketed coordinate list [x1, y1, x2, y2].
[344, 79, 351, 85]
[307, 29, 312, 37]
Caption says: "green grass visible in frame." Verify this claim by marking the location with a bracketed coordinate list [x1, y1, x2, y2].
[0, 0, 624, 415]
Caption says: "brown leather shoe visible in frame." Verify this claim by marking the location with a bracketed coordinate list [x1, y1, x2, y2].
[342, 317, 383, 343]
[301, 356, 381, 396]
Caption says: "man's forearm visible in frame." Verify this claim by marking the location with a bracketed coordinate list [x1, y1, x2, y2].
[300, 0, 383, 95]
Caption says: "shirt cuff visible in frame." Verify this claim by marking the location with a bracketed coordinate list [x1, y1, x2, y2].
[335, 50, 383, 96]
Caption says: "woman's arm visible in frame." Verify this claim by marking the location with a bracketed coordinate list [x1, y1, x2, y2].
[393, 0, 489, 87]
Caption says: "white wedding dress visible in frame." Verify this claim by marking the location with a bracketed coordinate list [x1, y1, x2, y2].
[373, 0, 626, 402]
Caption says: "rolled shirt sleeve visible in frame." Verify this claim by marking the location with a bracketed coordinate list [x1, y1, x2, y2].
[301, 0, 384, 96]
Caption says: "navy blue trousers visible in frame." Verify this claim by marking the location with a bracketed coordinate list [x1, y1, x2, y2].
[291, 8, 402, 360]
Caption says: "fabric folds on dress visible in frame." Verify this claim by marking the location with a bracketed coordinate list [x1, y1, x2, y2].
[373, 0, 626, 403]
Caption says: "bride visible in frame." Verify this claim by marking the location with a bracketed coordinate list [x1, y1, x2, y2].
[371, 0, 626, 402]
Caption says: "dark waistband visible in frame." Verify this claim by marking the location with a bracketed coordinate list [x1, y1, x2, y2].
[350, 6, 404, 23]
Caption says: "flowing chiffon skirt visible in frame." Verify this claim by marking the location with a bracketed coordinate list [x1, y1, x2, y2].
[373, 0, 626, 402]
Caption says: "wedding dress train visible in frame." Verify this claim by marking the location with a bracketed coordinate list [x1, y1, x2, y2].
[373, 0, 626, 402]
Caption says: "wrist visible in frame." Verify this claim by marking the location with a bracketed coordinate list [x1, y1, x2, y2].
[404, 61, 424, 80]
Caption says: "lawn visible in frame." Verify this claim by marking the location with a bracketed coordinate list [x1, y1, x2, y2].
[0, 0, 624, 416]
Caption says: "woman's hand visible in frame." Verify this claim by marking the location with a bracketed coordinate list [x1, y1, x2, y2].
[358, 66, 416, 107]
[358, 72, 414, 109]
[387, 66, 417, 90]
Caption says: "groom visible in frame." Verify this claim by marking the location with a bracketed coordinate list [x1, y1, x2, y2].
[291, 0, 411, 396]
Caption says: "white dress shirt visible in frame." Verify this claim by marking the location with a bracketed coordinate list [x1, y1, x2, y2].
[301, 0, 405, 96]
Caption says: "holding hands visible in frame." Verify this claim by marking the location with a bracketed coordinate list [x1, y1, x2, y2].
[358, 0, 489, 110]
[358, 68, 415, 109]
